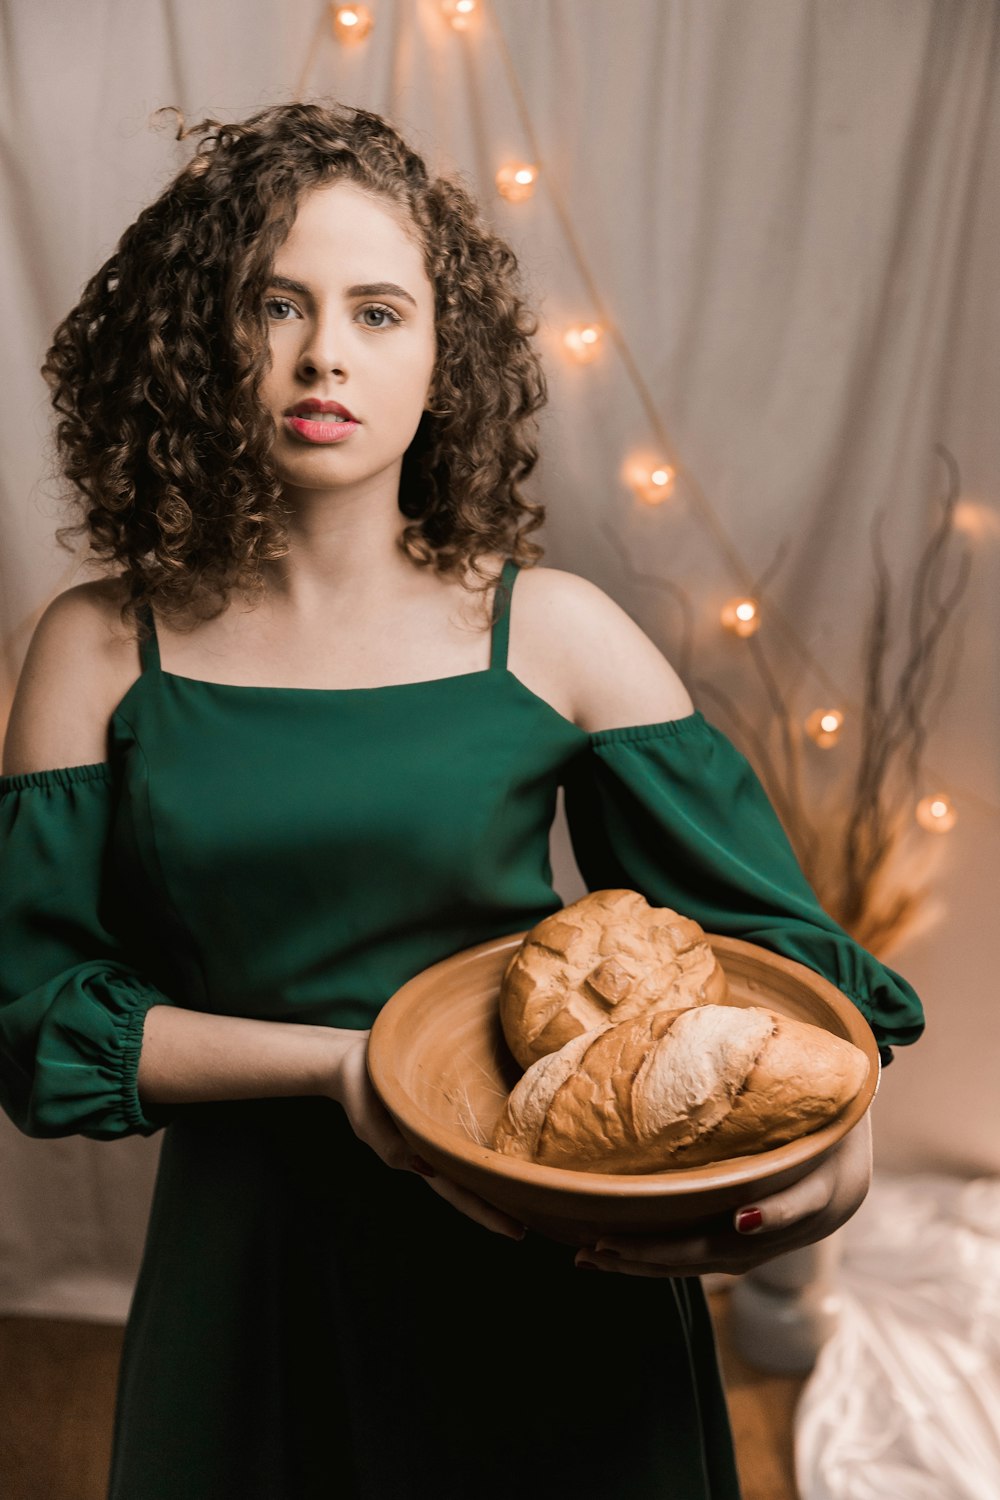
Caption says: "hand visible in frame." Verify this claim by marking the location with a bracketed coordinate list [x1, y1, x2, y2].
[574, 1106, 873, 1278]
[323, 1029, 527, 1243]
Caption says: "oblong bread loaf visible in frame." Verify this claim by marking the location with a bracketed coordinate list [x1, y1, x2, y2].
[492, 1004, 870, 1173]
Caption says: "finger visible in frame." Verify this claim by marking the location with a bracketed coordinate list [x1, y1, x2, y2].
[424, 1174, 527, 1241]
[355, 1119, 415, 1171]
[592, 1227, 734, 1262]
[579, 1238, 792, 1278]
[576, 1246, 718, 1279]
[360, 1125, 526, 1239]
[583, 1232, 718, 1274]
[590, 1200, 827, 1268]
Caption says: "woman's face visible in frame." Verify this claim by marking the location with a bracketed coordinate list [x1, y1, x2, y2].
[259, 179, 437, 504]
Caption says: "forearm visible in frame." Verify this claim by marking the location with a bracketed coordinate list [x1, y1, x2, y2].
[136, 1004, 356, 1106]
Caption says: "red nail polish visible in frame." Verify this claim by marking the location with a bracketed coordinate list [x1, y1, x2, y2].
[410, 1155, 437, 1177]
[736, 1207, 763, 1233]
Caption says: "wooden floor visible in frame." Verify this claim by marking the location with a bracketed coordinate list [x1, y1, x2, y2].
[709, 1285, 807, 1499]
[0, 1287, 806, 1499]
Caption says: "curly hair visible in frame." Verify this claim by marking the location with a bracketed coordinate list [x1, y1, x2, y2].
[42, 99, 549, 640]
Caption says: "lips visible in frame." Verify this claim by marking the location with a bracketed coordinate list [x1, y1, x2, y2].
[285, 399, 357, 422]
[283, 403, 360, 446]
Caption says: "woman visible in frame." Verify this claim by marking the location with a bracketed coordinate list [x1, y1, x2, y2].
[0, 99, 923, 1498]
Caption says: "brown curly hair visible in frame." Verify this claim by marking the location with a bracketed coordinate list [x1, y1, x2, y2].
[41, 99, 549, 640]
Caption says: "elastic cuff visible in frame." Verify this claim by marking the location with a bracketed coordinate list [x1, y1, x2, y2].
[589, 711, 705, 749]
[119, 995, 173, 1135]
[0, 761, 112, 795]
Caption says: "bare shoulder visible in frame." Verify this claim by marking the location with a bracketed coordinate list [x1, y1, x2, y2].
[515, 565, 693, 734]
[2, 577, 139, 777]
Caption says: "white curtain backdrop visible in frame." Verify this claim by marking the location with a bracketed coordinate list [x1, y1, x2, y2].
[1, 0, 997, 1347]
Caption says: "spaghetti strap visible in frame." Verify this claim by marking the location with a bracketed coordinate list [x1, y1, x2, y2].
[136, 601, 161, 675]
[489, 558, 518, 670]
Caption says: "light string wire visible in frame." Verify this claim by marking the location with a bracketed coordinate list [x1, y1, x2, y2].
[479, 0, 995, 822]
[482, 2, 839, 684]
[294, 6, 332, 101]
[296, 2, 996, 822]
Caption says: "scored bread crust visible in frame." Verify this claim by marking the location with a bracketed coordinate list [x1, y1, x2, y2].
[491, 1004, 870, 1173]
[490, 1028, 603, 1163]
[499, 888, 728, 1069]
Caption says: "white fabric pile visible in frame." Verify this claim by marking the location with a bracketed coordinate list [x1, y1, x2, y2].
[795, 1170, 1000, 1500]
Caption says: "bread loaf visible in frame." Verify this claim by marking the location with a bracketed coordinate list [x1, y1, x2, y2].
[499, 888, 727, 1069]
[491, 1003, 869, 1172]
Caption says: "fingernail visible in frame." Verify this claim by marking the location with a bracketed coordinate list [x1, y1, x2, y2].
[504, 1225, 527, 1241]
[410, 1155, 437, 1177]
[736, 1207, 763, 1233]
[576, 1257, 599, 1271]
[594, 1242, 621, 1256]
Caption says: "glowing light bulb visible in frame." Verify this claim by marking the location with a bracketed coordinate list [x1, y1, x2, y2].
[953, 500, 1000, 539]
[441, 0, 477, 28]
[563, 324, 604, 364]
[331, 4, 374, 41]
[915, 794, 957, 833]
[495, 162, 539, 202]
[721, 598, 760, 637]
[628, 464, 676, 505]
[805, 708, 845, 748]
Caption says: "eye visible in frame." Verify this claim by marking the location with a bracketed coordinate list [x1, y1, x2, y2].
[265, 296, 300, 321]
[358, 302, 403, 329]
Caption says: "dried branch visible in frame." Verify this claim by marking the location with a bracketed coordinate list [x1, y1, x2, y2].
[837, 445, 969, 940]
[598, 518, 697, 683]
[618, 444, 970, 957]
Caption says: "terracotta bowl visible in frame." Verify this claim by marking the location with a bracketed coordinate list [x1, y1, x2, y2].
[367, 930, 881, 1247]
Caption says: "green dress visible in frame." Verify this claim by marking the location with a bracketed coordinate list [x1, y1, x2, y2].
[0, 557, 924, 1499]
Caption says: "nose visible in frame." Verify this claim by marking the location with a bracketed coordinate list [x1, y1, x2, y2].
[294, 314, 347, 381]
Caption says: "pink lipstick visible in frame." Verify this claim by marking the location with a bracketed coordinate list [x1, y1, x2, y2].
[284, 414, 359, 443]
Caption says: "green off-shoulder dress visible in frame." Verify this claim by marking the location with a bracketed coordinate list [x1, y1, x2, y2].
[0, 558, 923, 1499]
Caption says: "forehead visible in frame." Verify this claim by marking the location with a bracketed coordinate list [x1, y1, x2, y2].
[276, 180, 426, 274]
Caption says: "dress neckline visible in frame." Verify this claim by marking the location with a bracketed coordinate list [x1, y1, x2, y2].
[151, 662, 501, 695]
[135, 556, 520, 689]
[109, 660, 591, 741]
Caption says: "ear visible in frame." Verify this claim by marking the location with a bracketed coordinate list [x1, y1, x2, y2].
[423, 368, 446, 415]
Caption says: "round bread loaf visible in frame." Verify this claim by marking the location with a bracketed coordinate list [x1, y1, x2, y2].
[499, 888, 727, 1069]
[491, 1003, 870, 1173]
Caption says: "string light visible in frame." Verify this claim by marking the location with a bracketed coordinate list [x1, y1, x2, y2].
[330, 4, 374, 42]
[495, 162, 539, 202]
[286, 8, 967, 918]
[378, 21, 962, 819]
[563, 324, 604, 364]
[628, 464, 676, 505]
[441, 0, 478, 29]
[721, 598, 760, 638]
[805, 708, 845, 748]
[915, 794, 957, 833]
[953, 500, 1000, 540]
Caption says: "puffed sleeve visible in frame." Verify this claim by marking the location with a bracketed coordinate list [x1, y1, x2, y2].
[562, 712, 925, 1068]
[0, 761, 177, 1139]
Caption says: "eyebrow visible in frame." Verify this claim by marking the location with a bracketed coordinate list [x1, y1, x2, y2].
[268, 274, 418, 309]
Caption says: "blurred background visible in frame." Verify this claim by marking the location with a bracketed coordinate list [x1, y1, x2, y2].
[1, 2, 997, 1497]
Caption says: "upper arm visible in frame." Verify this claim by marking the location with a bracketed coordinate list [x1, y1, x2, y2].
[533, 568, 694, 734]
[2, 582, 133, 778]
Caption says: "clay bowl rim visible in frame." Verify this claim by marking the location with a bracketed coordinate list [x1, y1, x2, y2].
[368, 930, 882, 1201]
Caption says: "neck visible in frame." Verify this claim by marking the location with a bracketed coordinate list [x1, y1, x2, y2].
[262, 480, 423, 613]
